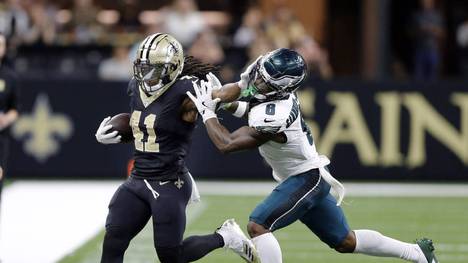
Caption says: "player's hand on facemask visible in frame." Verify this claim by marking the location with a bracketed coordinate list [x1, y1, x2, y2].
[237, 55, 262, 90]
[186, 80, 221, 123]
[95, 116, 122, 144]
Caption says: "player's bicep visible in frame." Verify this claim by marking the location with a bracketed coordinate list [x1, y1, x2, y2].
[181, 97, 198, 123]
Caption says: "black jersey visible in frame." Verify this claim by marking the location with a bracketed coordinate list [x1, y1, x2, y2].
[128, 77, 196, 180]
[0, 65, 19, 137]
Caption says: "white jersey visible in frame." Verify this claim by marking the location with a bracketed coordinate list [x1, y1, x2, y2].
[248, 94, 328, 182]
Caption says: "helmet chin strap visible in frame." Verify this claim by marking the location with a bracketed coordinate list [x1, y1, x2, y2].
[256, 88, 284, 99]
[254, 90, 289, 102]
[253, 93, 267, 100]
[142, 80, 164, 95]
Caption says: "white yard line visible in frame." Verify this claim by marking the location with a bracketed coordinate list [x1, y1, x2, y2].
[0, 181, 121, 263]
[437, 243, 468, 252]
[0, 181, 467, 263]
[197, 181, 468, 197]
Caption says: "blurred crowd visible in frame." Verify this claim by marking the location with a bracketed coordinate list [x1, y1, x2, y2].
[0, 0, 333, 82]
[3, 0, 468, 82]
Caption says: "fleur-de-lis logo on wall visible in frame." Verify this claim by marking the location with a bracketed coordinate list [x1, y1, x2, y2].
[12, 93, 73, 163]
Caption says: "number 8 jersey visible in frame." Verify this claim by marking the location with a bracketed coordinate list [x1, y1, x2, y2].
[127, 77, 196, 180]
[248, 94, 326, 182]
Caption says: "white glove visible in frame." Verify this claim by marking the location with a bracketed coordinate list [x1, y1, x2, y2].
[186, 80, 221, 123]
[95, 116, 121, 144]
[237, 55, 262, 90]
[206, 72, 222, 90]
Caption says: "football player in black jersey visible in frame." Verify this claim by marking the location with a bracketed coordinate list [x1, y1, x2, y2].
[95, 33, 258, 263]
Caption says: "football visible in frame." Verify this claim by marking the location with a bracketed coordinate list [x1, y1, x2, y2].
[108, 113, 134, 143]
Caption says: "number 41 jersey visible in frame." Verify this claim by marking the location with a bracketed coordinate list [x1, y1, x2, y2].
[127, 77, 196, 180]
[248, 94, 325, 182]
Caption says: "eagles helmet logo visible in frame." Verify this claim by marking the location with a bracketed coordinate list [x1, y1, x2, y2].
[133, 33, 184, 96]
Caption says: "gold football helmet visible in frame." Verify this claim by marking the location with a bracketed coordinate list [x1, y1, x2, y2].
[133, 33, 184, 94]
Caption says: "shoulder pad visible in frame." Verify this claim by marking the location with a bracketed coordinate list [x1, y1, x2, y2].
[174, 76, 199, 94]
[180, 75, 198, 81]
[179, 75, 200, 87]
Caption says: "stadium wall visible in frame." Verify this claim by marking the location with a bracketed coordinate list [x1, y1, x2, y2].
[7, 78, 468, 181]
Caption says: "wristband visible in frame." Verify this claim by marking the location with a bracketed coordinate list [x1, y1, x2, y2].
[202, 110, 217, 123]
[233, 101, 248, 118]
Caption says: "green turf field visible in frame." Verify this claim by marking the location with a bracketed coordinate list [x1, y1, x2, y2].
[3, 179, 11, 187]
[59, 195, 468, 263]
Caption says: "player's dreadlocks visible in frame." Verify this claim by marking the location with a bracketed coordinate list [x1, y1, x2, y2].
[180, 55, 219, 81]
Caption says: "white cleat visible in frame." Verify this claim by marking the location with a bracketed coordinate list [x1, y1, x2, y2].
[216, 218, 260, 263]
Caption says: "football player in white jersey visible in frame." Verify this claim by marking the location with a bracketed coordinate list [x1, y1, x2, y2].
[187, 48, 439, 263]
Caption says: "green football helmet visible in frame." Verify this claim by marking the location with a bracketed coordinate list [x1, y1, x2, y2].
[251, 48, 307, 101]
[133, 33, 184, 95]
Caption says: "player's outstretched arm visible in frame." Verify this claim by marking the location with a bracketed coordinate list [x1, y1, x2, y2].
[212, 82, 242, 103]
[210, 56, 261, 103]
[203, 119, 273, 154]
[186, 79, 283, 153]
[207, 71, 241, 103]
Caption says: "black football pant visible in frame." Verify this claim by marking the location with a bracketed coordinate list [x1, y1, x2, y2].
[100, 174, 224, 263]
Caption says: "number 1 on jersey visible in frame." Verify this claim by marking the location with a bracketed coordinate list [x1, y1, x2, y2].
[131, 111, 159, 152]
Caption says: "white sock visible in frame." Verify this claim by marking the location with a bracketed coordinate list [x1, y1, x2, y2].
[354, 229, 426, 263]
[252, 233, 282, 263]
